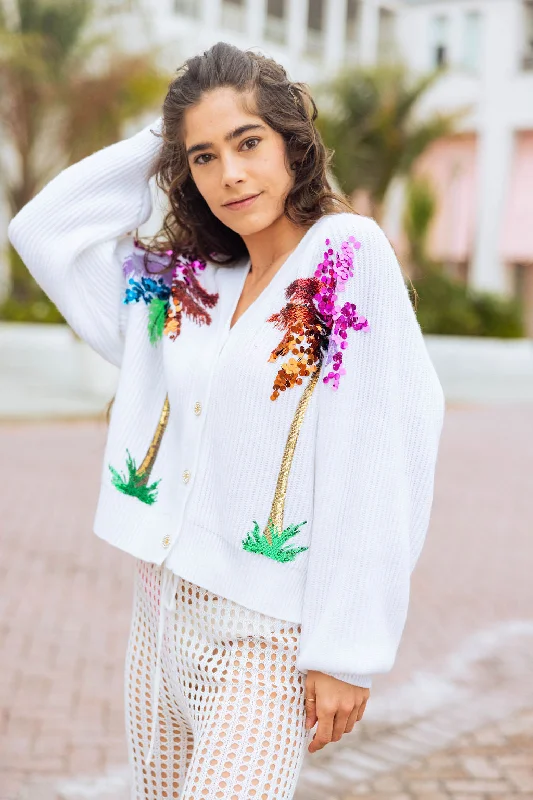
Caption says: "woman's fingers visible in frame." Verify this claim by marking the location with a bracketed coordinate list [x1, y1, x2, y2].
[308, 705, 335, 752]
[332, 704, 354, 741]
[356, 696, 368, 721]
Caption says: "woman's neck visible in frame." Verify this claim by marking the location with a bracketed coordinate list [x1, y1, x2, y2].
[240, 214, 310, 282]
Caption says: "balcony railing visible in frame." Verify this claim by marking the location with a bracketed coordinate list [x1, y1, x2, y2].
[221, 1, 246, 32]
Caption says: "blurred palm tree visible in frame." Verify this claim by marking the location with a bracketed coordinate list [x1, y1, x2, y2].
[316, 64, 467, 222]
[402, 173, 437, 278]
[0, 0, 172, 321]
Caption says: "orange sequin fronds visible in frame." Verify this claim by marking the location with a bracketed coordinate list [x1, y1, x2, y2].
[163, 260, 219, 341]
[267, 278, 329, 401]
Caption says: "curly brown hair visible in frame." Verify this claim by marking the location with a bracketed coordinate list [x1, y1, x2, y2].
[140, 41, 354, 268]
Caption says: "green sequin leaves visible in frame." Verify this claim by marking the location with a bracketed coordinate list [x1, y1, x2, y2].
[242, 518, 309, 563]
[147, 297, 169, 345]
[109, 449, 161, 505]
[109, 397, 170, 506]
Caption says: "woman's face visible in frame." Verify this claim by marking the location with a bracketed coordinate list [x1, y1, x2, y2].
[182, 87, 294, 237]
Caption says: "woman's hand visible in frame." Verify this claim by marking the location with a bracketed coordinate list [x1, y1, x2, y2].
[304, 670, 370, 753]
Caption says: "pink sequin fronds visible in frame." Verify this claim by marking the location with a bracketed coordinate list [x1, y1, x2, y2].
[312, 235, 369, 390]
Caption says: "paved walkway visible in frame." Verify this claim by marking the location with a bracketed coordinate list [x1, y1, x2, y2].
[1, 403, 532, 799]
[346, 709, 533, 800]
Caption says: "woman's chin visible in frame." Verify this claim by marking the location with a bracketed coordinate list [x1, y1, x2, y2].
[220, 210, 281, 238]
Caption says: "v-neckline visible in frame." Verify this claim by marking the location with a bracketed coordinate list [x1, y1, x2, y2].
[220, 213, 333, 340]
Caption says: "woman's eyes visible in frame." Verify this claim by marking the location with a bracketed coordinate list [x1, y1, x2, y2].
[241, 137, 260, 151]
[193, 137, 261, 166]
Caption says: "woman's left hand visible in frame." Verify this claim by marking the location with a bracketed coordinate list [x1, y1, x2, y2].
[304, 670, 370, 753]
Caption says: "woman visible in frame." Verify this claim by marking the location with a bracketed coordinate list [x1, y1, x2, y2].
[8, 42, 445, 800]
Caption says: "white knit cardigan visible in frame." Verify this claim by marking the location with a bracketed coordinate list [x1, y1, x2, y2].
[7, 116, 445, 688]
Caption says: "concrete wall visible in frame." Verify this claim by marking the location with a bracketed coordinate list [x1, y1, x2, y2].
[1, 323, 532, 420]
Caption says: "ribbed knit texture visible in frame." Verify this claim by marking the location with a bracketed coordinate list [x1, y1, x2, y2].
[8, 116, 445, 690]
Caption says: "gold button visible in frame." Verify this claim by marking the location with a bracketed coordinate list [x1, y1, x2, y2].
[162, 534, 171, 549]
[194, 401, 202, 415]
[182, 469, 191, 484]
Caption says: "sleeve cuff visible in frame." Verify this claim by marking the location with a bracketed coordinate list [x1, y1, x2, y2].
[321, 671, 373, 689]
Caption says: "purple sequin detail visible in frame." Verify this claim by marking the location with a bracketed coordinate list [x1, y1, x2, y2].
[122, 244, 206, 288]
[122, 243, 207, 307]
[312, 235, 368, 390]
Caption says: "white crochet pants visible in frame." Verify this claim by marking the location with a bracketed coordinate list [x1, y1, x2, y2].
[125, 558, 313, 799]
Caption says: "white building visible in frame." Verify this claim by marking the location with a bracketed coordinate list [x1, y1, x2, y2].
[4, 0, 533, 332]
[100, 0, 402, 82]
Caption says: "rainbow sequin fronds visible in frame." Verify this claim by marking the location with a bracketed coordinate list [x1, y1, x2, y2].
[267, 235, 368, 398]
[122, 242, 218, 344]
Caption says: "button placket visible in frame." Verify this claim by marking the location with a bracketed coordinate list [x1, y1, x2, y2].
[162, 304, 230, 557]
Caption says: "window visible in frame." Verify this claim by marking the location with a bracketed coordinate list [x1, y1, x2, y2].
[462, 10, 482, 72]
[221, 0, 246, 32]
[307, 0, 324, 32]
[265, 0, 287, 44]
[377, 7, 396, 63]
[345, 0, 361, 59]
[306, 0, 325, 57]
[174, 0, 200, 17]
[430, 14, 449, 68]
[522, 1, 533, 70]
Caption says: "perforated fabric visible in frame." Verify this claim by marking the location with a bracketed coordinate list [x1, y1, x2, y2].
[125, 558, 314, 799]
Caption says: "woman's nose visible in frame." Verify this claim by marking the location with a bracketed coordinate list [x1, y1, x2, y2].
[220, 153, 246, 187]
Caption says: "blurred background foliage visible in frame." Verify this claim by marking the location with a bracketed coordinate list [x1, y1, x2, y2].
[0, 1, 525, 336]
[0, 0, 171, 323]
[315, 63, 464, 223]
[401, 175, 524, 338]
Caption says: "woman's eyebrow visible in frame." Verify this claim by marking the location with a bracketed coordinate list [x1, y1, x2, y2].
[186, 124, 267, 158]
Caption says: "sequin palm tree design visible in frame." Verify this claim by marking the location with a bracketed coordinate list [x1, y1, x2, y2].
[242, 236, 368, 563]
[242, 277, 326, 562]
[122, 243, 219, 345]
[242, 367, 321, 562]
[109, 396, 170, 505]
[109, 243, 219, 505]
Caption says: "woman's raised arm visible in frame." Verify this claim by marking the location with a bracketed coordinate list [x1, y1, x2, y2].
[7, 116, 163, 367]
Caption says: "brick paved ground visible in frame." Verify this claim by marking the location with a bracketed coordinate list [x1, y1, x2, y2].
[0, 419, 133, 799]
[1, 403, 532, 799]
[345, 709, 533, 800]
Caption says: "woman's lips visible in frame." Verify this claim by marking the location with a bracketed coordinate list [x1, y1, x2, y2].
[223, 193, 261, 211]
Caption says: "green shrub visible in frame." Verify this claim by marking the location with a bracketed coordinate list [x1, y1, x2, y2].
[411, 267, 524, 338]
[0, 246, 65, 324]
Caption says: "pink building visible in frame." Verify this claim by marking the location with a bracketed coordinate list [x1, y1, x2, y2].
[392, 0, 533, 335]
